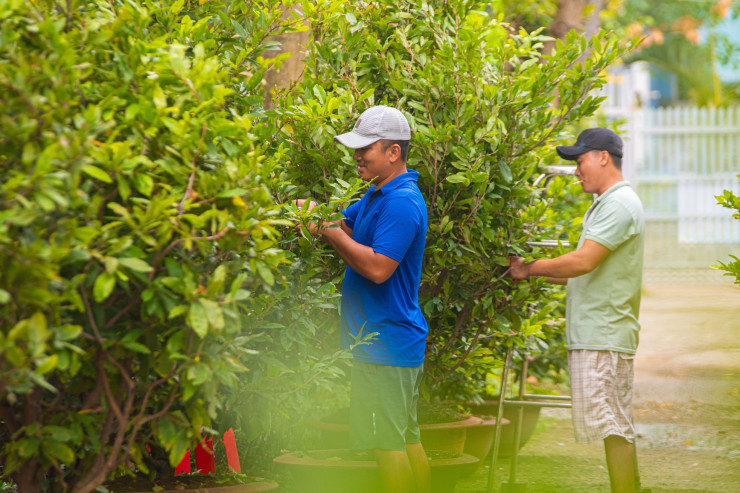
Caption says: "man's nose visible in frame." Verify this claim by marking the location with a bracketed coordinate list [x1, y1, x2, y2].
[353, 149, 362, 160]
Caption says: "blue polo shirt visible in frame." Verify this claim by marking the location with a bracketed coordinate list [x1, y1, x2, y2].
[340, 170, 428, 367]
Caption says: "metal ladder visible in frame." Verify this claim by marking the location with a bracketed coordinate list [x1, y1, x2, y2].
[486, 165, 576, 493]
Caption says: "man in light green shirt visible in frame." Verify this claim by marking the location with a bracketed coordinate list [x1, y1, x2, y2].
[510, 128, 646, 493]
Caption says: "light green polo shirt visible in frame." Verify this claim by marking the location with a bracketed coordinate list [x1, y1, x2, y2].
[566, 181, 645, 354]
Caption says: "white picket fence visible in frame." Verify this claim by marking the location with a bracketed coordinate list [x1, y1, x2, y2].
[632, 106, 740, 243]
[600, 66, 740, 283]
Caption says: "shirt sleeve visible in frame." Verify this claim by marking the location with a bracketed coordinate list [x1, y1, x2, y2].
[371, 195, 423, 262]
[585, 201, 639, 251]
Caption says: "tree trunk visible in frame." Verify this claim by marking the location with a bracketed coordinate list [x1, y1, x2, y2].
[262, 5, 309, 109]
[543, 0, 606, 56]
[11, 459, 46, 493]
[7, 389, 48, 493]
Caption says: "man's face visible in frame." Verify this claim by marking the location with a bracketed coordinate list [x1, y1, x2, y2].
[574, 150, 605, 194]
[352, 140, 395, 185]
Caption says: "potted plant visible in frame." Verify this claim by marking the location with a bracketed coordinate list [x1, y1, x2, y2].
[305, 400, 484, 455]
[103, 473, 278, 493]
[273, 449, 478, 493]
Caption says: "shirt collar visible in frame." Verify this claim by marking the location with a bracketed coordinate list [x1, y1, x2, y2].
[368, 169, 420, 196]
[593, 180, 630, 205]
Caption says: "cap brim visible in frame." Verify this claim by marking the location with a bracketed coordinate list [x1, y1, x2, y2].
[556, 144, 589, 161]
[334, 131, 380, 149]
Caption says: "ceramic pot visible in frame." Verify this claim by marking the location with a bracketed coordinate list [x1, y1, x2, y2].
[306, 414, 484, 454]
[466, 398, 541, 457]
[129, 482, 278, 493]
[462, 416, 510, 462]
[273, 449, 478, 493]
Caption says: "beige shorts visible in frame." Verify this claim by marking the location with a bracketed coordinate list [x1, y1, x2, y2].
[568, 350, 635, 444]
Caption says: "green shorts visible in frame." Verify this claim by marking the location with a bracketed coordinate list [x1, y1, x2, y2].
[349, 361, 424, 452]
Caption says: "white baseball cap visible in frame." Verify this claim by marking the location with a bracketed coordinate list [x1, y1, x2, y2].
[334, 105, 411, 149]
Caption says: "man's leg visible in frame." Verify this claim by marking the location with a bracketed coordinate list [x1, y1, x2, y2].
[352, 362, 427, 493]
[604, 435, 635, 493]
[406, 442, 430, 493]
[375, 449, 415, 493]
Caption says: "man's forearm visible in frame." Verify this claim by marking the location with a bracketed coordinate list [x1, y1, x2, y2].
[527, 255, 590, 279]
[322, 226, 397, 284]
[522, 241, 610, 279]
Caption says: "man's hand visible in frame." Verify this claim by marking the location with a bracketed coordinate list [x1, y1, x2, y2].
[293, 199, 318, 211]
[291, 198, 395, 283]
[508, 256, 530, 280]
[292, 199, 321, 236]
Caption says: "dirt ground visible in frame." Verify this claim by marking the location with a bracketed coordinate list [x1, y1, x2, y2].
[456, 283, 740, 493]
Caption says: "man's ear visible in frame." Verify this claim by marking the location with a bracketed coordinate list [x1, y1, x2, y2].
[387, 143, 402, 164]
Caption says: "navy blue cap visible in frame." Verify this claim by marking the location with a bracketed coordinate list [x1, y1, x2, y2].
[556, 128, 623, 160]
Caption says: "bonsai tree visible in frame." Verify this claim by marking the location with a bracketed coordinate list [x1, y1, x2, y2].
[267, 0, 637, 402]
[0, 1, 343, 491]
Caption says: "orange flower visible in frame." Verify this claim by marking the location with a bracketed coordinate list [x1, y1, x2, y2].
[627, 22, 644, 38]
[641, 28, 665, 48]
[673, 15, 701, 44]
[650, 29, 665, 45]
[713, 0, 732, 19]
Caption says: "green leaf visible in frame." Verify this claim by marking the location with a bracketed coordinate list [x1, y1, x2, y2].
[27, 311, 49, 351]
[156, 416, 176, 445]
[0, 289, 11, 304]
[73, 226, 100, 243]
[93, 272, 116, 302]
[82, 165, 113, 183]
[189, 301, 208, 338]
[498, 161, 513, 183]
[16, 438, 40, 459]
[22, 142, 39, 164]
[35, 354, 58, 375]
[57, 324, 82, 342]
[43, 425, 80, 443]
[168, 305, 189, 320]
[44, 440, 75, 464]
[446, 173, 469, 185]
[169, 0, 184, 14]
[216, 188, 250, 198]
[189, 363, 212, 385]
[118, 257, 153, 273]
[256, 263, 275, 286]
[133, 173, 154, 196]
[199, 298, 224, 330]
[232, 19, 249, 39]
[121, 340, 151, 354]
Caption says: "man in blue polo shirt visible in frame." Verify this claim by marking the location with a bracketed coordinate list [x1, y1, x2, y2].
[295, 105, 430, 493]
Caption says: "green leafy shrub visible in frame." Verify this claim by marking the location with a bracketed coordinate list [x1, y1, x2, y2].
[713, 177, 740, 284]
[269, 0, 635, 401]
[0, 1, 340, 491]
